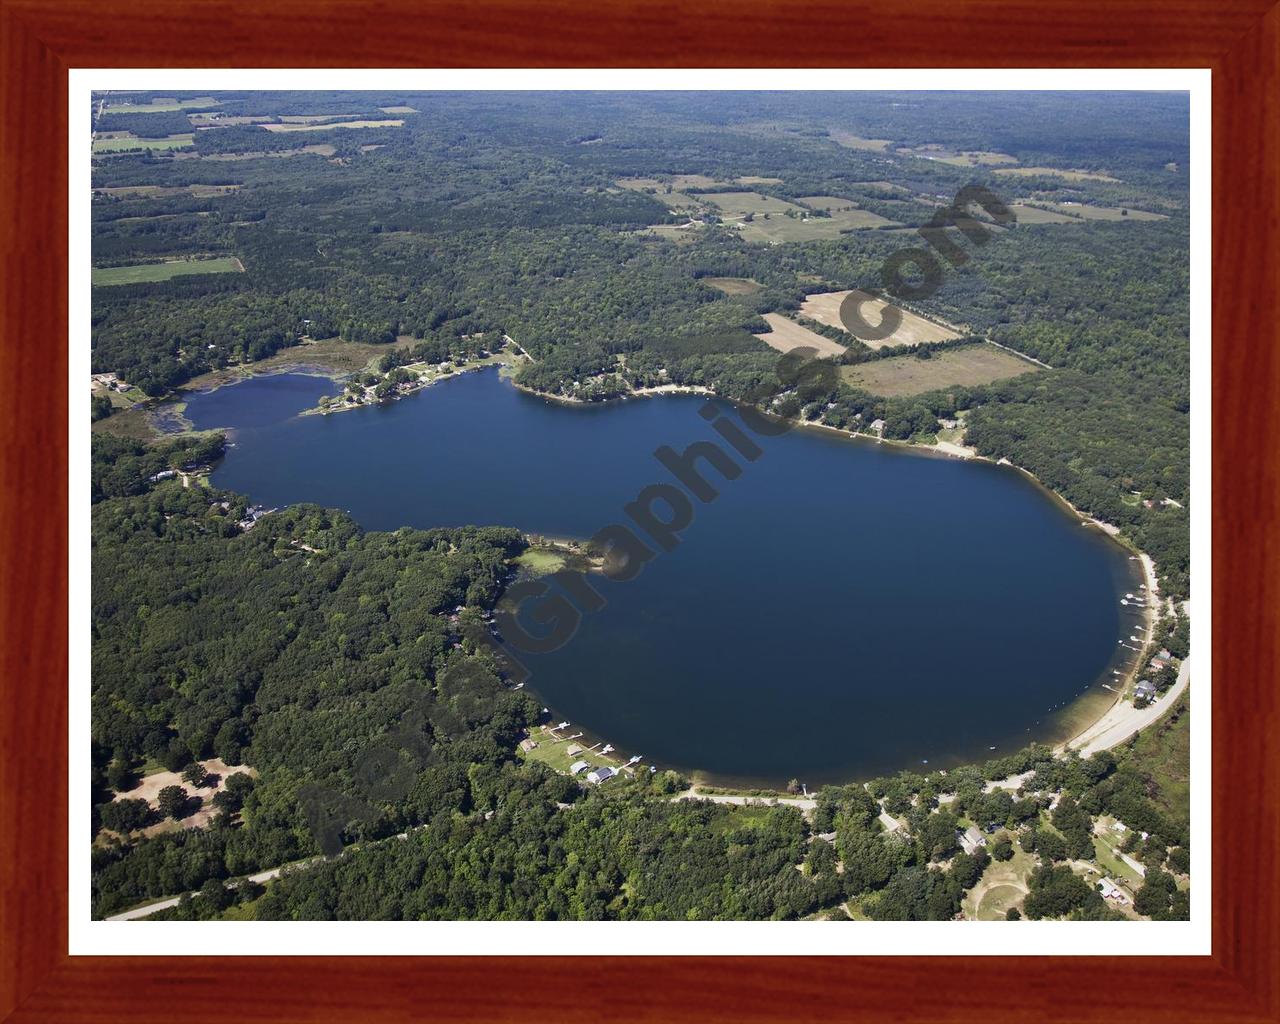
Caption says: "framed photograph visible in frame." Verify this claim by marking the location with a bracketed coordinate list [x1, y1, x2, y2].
[2, 1, 1276, 1020]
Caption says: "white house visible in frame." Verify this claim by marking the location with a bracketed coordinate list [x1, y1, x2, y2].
[587, 766, 616, 785]
[569, 760, 590, 775]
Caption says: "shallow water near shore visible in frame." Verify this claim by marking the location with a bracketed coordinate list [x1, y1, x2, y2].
[185, 368, 1145, 786]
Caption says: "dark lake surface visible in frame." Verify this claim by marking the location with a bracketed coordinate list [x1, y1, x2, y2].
[186, 369, 1144, 785]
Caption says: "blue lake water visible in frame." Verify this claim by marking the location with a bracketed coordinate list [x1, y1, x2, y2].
[185, 368, 1144, 785]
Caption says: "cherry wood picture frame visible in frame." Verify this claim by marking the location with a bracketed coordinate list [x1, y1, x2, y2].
[2, 1, 1277, 1020]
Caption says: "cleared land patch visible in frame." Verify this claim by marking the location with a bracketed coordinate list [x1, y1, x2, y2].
[962, 847, 1035, 920]
[103, 96, 218, 113]
[1052, 203, 1167, 222]
[828, 130, 893, 151]
[704, 192, 897, 244]
[1009, 203, 1077, 225]
[735, 175, 783, 185]
[93, 133, 194, 153]
[994, 166, 1120, 183]
[799, 290, 961, 349]
[261, 119, 404, 133]
[840, 344, 1039, 397]
[896, 145, 1018, 167]
[92, 256, 243, 286]
[702, 277, 761, 295]
[617, 174, 727, 191]
[379, 105, 419, 114]
[758, 313, 847, 357]
[796, 195, 861, 211]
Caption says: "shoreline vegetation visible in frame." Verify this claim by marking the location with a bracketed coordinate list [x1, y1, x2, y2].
[104, 339, 1182, 798]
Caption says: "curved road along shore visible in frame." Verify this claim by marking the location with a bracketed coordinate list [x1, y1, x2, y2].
[1065, 657, 1190, 757]
[107, 660, 1188, 922]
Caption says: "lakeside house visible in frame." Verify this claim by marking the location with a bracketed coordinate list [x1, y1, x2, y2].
[565, 744, 583, 757]
[569, 760, 590, 775]
[1098, 878, 1131, 904]
[1135, 680, 1158, 703]
[587, 766, 616, 784]
[870, 418, 887, 437]
[959, 826, 987, 855]
[519, 738, 538, 752]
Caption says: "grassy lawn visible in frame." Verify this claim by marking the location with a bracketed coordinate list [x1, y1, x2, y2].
[513, 548, 569, 575]
[92, 133, 195, 153]
[962, 845, 1035, 920]
[92, 257, 242, 286]
[517, 724, 628, 778]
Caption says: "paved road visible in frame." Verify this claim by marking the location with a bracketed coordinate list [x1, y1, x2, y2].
[104, 859, 320, 921]
[1068, 657, 1191, 757]
[674, 788, 817, 813]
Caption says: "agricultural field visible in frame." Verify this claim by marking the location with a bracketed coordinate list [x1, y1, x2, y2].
[701, 192, 804, 218]
[701, 277, 761, 295]
[629, 222, 705, 244]
[840, 343, 1040, 397]
[735, 176, 783, 185]
[827, 130, 893, 151]
[92, 257, 244, 286]
[1052, 203, 1168, 222]
[92, 133, 194, 153]
[704, 192, 897, 244]
[896, 145, 1018, 167]
[617, 174, 727, 191]
[799, 290, 962, 349]
[1009, 203, 1078, 225]
[994, 166, 1121, 182]
[194, 143, 337, 161]
[261, 119, 404, 132]
[758, 313, 848, 357]
[102, 96, 218, 113]
[796, 196, 862, 212]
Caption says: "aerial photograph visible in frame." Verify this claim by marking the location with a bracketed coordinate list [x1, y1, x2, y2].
[88, 88, 1192, 924]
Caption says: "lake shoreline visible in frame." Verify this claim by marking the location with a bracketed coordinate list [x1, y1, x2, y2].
[181, 366, 1177, 794]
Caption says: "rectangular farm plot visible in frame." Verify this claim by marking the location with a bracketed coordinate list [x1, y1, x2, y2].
[92, 133, 195, 153]
[1009, 203, 1078, 225]
[92, 257, 244, 286]
[799, 290, 962, 349]
[706, 192, 898, 244]
[840, 344, 1040, 397]
[1053, 203, 1168, 222]
[994, 166, 1121, 183]
[261, 119, 405, 133]
[702, 277, 761, 295]
[758, 313, 847, 357]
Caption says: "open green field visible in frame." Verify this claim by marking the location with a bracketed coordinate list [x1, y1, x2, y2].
[841, 344, 1040, 397]
[702, 277, 761, 295]
[1053, 203, 1168, 222]
[896, 145, 1018, 167]
[994, 166, 1120, 183]
[702, 191, 806, 218]
[92, 133, 194, 153]
[827, 130, 893, 151]
[103, 96, 217, 113]
[703, 192, 898, 243]
[629, 223, 704, 244]
[1009, 203, 1078, 225]
[962, 845, 1035, 920]
[262, 119, 404, 133]
[92, 257, 243, 286]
